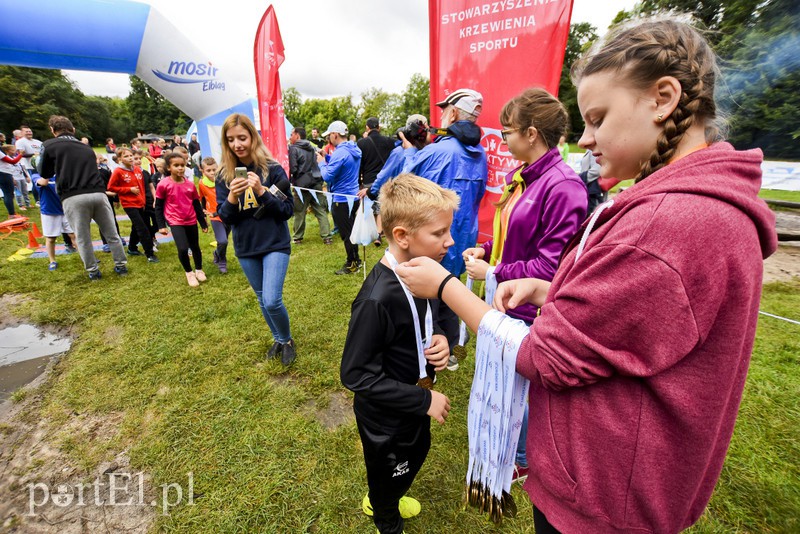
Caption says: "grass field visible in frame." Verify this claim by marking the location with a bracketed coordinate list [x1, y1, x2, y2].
[0, 201, 798, 533]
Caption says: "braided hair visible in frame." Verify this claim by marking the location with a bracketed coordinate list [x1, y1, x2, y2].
[571, 18, 722, 182]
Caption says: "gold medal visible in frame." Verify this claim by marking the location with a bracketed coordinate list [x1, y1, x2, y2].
[502, 491, 517, 518]
[417, 376, 434, 390]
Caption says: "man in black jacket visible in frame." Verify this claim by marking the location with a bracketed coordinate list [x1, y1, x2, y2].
[288, 127, 331, 245]
[38, 115, 128, 280]
[356, 117, 394, 191]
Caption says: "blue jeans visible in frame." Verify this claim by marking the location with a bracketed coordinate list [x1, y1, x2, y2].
[516, 404, 529, 467]
[516, 318, 533, 468]
[238, 252, 292, 344]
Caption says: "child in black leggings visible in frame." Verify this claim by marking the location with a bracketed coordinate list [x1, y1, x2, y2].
[155, 153, 208, 287]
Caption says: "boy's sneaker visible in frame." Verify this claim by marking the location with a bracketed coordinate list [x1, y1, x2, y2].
[102, 244, 111, 253]
[292, 238, 303, 245]
[88, 270, 102, 281]
[114, 265, 128, 276]
[127, 248, 142, 256]
[512, 464, 529, 484]
[323, 237, 333, 245]
[446, 355, 460, 371]
[48, 261, 58, 271]
[362, 495, 420, 519]
[267, 341, 282, 360]
[280, 340, 296, 366]
[218, 260, 228, 274]
[147, 255, 160, 263]
[64, 245, 77, 254]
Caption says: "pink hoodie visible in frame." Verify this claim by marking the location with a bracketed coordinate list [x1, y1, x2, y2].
[515, 143, 777, 533]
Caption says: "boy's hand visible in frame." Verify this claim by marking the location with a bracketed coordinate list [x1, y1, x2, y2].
[425, 334, 450, 371]
[130, 186, 140, 195]
[427, 390, 450, 424]
[159, 227, 169, 235]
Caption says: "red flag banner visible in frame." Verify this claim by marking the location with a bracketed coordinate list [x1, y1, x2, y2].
[254, 5, 289, 174]
[428, 0, 574, 241]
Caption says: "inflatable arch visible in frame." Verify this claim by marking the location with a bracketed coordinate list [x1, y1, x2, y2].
[0, 0, 253, 160]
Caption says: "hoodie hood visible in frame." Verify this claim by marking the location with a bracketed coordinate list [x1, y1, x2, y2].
[336, 140, 362, 162]
[587, 143, 777, 259]
[294, 139, 316, 154]
[444, 120, 482, 147]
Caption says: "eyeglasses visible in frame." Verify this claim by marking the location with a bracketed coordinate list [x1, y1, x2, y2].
[500, 128, 518, 141]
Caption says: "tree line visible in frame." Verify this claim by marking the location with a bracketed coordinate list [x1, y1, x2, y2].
[0, 0, 795, 159]
[0, 70, 190, 146]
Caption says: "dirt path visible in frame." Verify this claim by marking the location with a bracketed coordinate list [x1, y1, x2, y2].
[764, 244, 800, 283]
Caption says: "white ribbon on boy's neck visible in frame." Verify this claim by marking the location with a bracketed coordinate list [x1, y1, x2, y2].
[385, 250, 432, 381]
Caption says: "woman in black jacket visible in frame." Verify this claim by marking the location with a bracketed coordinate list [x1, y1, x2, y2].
[216, 113, 297, 366]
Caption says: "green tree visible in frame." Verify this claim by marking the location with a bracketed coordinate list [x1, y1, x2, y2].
[282, 87, 302, 127]
[125, 75, 190, 135]
[0, 67, 86, 140]
[558, 23, 598, 142]
[359, 88, 399, 133]
[614, 0, 800, 158]
[395, 73, 430, 130]
[282, 74, 431, 140]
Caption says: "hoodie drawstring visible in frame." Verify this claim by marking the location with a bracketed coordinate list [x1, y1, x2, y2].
[575, 199, 614, 264]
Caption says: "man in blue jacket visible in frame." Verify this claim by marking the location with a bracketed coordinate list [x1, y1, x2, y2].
[401, 88, 488, 369]
[317, 120, 363, 275]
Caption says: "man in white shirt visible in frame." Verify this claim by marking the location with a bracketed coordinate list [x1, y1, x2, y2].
[15, 125, 43, 205]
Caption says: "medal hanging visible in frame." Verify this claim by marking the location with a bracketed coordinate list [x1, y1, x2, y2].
[465, 309, 530, 524]
[384, 251, 433, 388]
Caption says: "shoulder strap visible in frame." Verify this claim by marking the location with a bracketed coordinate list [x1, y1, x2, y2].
[367, 135, 386, 165]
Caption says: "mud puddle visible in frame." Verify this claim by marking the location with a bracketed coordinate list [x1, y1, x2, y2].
[0, 324, 71, 401]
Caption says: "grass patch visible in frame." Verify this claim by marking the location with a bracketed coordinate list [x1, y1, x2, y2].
[759, 189, 800, 203]
[0, 201, 797, 532]
[9, 388, 28, 403]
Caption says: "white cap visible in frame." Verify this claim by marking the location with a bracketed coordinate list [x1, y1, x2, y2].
[322, 120, 348, 137]
[435, 88, 483, 117]
[406, 114, 428, 127]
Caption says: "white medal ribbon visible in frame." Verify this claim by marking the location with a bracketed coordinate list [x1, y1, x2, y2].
[385, 250, 432, 380]
[458, 276, 474, 346]
[466, 309, 530, 501]
[484, 266, 498, 307]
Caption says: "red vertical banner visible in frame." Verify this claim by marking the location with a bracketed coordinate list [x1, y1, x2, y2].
[428, 0, 574, 241]
[254, 5, 289, 174]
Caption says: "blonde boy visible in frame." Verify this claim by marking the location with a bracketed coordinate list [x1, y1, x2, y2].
[340, 173, 459, 534]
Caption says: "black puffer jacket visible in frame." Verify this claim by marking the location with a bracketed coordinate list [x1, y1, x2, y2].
[288, 139, 322, 188]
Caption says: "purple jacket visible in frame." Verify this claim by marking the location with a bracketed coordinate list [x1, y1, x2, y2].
[481, 148, 587, 322]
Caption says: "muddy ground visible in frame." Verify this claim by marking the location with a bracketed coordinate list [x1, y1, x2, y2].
[1, 234, 798, 533]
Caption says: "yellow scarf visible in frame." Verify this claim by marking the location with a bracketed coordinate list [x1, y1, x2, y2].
[489, 168, 526, 266]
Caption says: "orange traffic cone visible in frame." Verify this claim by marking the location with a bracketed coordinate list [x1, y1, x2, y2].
[31, 222, 43, 238]
[27, 231, 40, 249]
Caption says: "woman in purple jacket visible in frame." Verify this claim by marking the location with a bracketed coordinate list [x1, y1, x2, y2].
[462, 87, 587, 482]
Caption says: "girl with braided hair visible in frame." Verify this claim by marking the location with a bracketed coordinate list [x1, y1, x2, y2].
[395, 17, 777, 533]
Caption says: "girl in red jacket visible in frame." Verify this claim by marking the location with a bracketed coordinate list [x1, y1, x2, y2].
[396, 18, 776, 534]
[107, 147, 158, 262]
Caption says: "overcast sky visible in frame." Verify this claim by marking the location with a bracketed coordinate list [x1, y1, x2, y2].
[64, 0, 637, 100]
